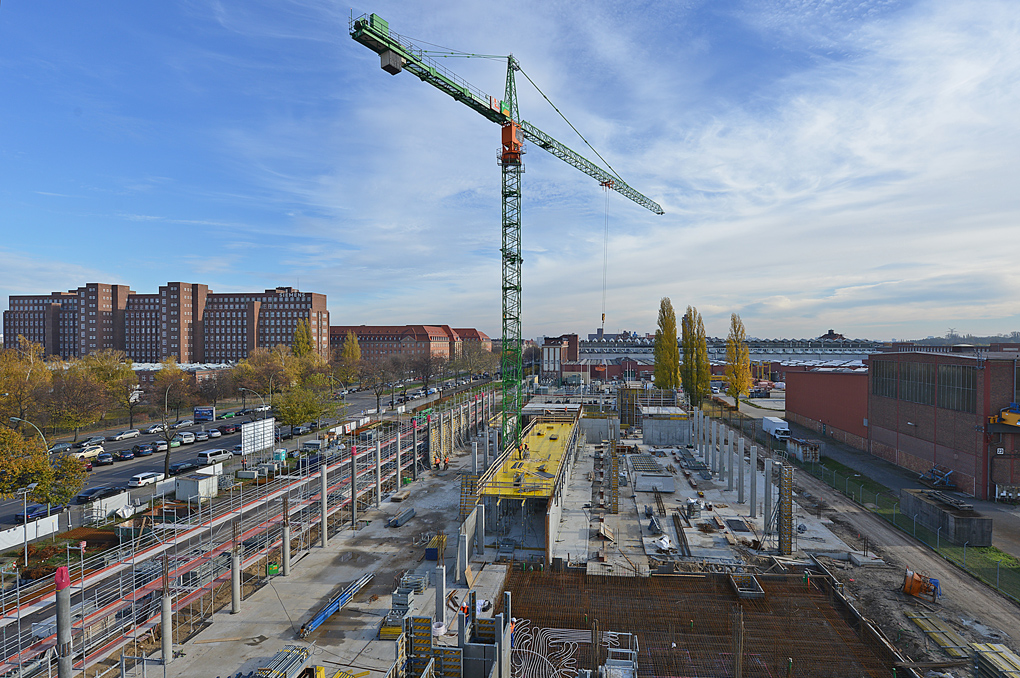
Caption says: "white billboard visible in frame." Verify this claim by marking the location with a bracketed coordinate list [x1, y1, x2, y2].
[241, 417, 275, 456]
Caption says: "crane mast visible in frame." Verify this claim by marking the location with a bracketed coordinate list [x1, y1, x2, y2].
[350, 13, 663, 457]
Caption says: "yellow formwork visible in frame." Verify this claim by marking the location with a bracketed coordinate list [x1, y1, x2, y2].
[480, 421, 573, 498]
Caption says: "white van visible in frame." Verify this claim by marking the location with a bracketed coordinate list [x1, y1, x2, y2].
[128, 472, 166, 487]
[198, 449, 232, 465]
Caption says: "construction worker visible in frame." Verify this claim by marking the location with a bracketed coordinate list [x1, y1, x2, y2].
[434, 456, 440, 469]
[443, 456, 450, 470]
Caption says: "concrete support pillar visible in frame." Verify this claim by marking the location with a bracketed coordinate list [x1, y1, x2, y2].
[750, 446, 758, 518]
[161, 593, 172, 663]
[56, 567, 72, 678]
[472, 441, 478, 475]
[412, 426, 419, 481]
[709, 422, 715, 472]
[738, 438, 745, 504]
[458, 537, 469, 583]
[351, 445, 358, 527]
[375, 439, 382, 508]
[436, 565, 447, 627]
[282, 524, 291, 575]
[475, 504, 485, 555]
[727, 432, 734, 492]
[764, 458, 773, 535]
[396, 428, 402, 483]
[320, 464, 328, 547]
[231, 550, 241, 613]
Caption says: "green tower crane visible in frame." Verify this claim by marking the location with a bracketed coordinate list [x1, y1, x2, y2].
[350, 14, 663, 458]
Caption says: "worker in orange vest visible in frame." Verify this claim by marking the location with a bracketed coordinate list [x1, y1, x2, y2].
[443, 456, 450, 470]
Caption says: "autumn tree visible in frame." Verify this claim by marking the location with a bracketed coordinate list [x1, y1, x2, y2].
[149, 358, 195, 477]
[292, 319, 314, 358]
[333, 331, 362, 388]
[272, 386, 326, 434]
[653, 297, 681, 390]
[725, 313, 752, 409]
[0, 426, 88, 506]
[410, 353, 445, 392]
[681, 306, 711, 406]
[46, 362, 106, 440]
[82, 349, 140, 427]
[196, 371, 232, 408]
[0, 337, 52, 434]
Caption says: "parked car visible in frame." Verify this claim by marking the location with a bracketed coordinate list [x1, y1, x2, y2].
[194, 431, 209, 442]
[178, 431, 196, 444]
[16, 504, 64, 522]
[169, 460, 201, 476]
[74, 445, 105, 460]
[110, 429, 140, 441]
[154, 440, 169, 452]
[128, 472, 165, 487]
[73, 486, 122, 505]
[144, 424, 165, 434]
[169, 436, 182, 448]
[293, 425, 311, 436]
[205, 428, 222, 438]
[112, 450, 135, 462]
[132, 443, 155, 456]
[276, 428, 293, 441]
[75, 436, 106, 448]
[48, 442, 73, 455]
[217, 411, 236, 420]
[83, 459, 93, 472]
[94, 453, 115, 466]
[173, 420, 194, 429]
[217, 423, 240, 435]
[232, 444, 244, 455]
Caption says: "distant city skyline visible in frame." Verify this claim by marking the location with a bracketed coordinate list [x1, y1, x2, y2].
[2, 2, 1018, 340]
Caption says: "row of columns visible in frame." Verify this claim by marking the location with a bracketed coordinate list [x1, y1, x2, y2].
[692, 408, 771, 526]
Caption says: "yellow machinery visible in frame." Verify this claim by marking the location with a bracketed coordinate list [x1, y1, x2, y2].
[989, 403, 1020, 427]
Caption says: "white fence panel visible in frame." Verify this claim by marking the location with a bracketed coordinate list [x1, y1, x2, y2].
[0, 515, 60, 551]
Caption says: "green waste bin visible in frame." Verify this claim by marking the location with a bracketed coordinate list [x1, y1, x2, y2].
[267, 562, 279, 576]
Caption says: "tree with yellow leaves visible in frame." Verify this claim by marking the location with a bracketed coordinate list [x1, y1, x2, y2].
[724, 313, 752, 410]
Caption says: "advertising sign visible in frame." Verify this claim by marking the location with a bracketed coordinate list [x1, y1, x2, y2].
[241, 417, 275, 456]
[194, 406, 216, 422]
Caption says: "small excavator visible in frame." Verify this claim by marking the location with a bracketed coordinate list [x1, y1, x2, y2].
[989, 402, 1020, 427]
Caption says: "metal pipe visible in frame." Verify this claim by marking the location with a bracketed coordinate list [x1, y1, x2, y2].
[320, 465, 328, 548]
[375, 439, 382, 508]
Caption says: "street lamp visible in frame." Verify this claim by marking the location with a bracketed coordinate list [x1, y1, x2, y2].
[9, 416, 48, 452]
[16, 483, 38, 568]
[238, 387, 267, 418]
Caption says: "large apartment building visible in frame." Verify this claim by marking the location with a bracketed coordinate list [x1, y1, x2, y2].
[328, 325, 491, 360]
[4, 283, 328, 363]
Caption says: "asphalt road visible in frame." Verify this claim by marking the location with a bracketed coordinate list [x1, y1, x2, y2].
[3, 384, 468, 526]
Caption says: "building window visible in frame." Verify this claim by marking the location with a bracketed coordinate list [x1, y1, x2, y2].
[872, 360, 897, 399]
[937, 364, 977, 413]
[898, 361, 936, 406]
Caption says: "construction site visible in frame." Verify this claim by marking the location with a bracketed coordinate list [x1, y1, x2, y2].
[5, 10, 1019, 678]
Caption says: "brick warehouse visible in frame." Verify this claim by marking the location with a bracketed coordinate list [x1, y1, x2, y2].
[785, 348, 1020, 499]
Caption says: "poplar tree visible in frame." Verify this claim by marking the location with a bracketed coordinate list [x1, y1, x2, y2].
[292, 319, 314, 357]
[653, 297, 681, 390]
[682, 306, 711, 406]
[334, 331, 362, 387]
[725, 313, 752, 409]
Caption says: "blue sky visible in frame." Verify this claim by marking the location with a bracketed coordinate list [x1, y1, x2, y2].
[2, 1, 1018, 341]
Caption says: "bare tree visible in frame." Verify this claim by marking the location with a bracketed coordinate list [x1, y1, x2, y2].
[410, 353, 446, 393]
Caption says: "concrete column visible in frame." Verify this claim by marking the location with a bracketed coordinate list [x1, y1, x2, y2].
[750, 446, 758, 518]
[764, 458, 773, 535]
[472, 441, 478, 475]
[55, 567, 72, 678]
[412, 426, 419, 481]
[475, 504, 485, 555]
[458, 537, 469, 583]
[709, 422, 715, 472]
[161, 594, 172, 663]
[436, 565, 447, 626]
[396, 428, 402, 484]
[320, 464, 328, 547]
[727, 432, 734, 492]
[737, 438, 745, 504]
[375, 439, 382, 508]
[231, 550, 241, 613]
[283, 522, 291, 575]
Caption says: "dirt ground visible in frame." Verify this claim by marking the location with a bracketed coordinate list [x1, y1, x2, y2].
[792, 468, 1020, 666]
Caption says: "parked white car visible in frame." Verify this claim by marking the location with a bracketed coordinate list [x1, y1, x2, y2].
[144, 424, 165, 434]
[110, 429, 140, 441]
[128, 472, 166, 487]
[178, 431, 196, 444]
[73, 445, 105, 460]
[173, 420, 194, 429]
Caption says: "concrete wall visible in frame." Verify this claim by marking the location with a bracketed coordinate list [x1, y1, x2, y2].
[642, 417, 691, 446]
[579, 416, 618, 444]
[899, 489, 992, 547]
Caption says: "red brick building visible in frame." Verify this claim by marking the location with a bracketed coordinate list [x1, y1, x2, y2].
[328, 325, 489, 361]
[4, 283, 328, 363]
[785, 369, 869, 450]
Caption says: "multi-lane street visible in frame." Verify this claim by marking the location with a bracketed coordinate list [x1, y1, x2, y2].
[2, 384, 464, 526]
